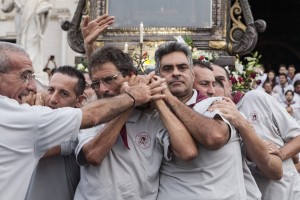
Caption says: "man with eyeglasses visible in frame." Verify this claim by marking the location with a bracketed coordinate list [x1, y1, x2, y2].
[26, 66, 86, 200]
[73, 44, 197, 200]
[0, 42, 166, 200]
[70, 14, 197, 200]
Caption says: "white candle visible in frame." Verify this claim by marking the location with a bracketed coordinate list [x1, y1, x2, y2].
[140, 22, 144, 43]
[124, 42, 128, 53]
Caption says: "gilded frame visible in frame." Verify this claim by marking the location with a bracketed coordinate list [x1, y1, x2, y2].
[63, 0, 266, 65]
[89, 0, 229, 51]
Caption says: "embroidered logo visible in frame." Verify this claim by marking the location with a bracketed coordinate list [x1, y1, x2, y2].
[135, 132, 151, 149]
[248, 111, 261, 124]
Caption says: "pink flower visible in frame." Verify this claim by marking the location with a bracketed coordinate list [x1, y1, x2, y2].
[198, 56, 205, 61]
[250, 72, 257, 79]
[256, 80, 262, 85]
[142, 51, 148, 59]
[230, 76, 238, 84]
[238, 76, 244, 83]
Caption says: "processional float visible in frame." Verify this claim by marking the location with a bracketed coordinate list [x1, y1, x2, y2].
[62, 0, 266, 70]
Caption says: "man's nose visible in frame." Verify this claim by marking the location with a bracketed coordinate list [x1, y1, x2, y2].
[28, 80, 37, 93]
[208, 84, 216, 96]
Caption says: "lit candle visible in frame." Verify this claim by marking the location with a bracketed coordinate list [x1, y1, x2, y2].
[124, 42, 128, 53]
[140, 22, 144, 43]
[155, 42, 158, 49]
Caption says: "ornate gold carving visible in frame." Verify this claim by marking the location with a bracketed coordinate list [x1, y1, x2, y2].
[94, 41, 104, 48]
[230, 0, 247, 42]
[223, 0, 227, 38]
[227, 42, 233, 54]
[83, 0, 90, 16]
[209, 41, 227, 50]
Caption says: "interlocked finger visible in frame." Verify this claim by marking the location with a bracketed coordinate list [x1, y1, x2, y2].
[150, 85, 167, 95]
[128, 75, 138, 86]
[148, 77, 166, 90]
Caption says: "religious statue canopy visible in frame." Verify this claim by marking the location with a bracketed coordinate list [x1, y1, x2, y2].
[62, 0, 266, 66]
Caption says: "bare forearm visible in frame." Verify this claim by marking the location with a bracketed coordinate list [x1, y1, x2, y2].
[164, 95, 229, 150]
[263, 155, 283, 179]
[83, 109, 132, 165]
[80, 93, 134, 129]
[155, 100, 197, 160]
[85, 43, 95, 61]
[292, 154, 299, 164]
[238, 122, 282, 179]
[279, 135, 300, 161]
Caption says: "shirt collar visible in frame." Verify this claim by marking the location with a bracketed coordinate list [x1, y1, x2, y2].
[185, 89, 197, 105]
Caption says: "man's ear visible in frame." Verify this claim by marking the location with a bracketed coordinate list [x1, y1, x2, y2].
[191, 70, 195, 82]
[76, 95, 86, 108]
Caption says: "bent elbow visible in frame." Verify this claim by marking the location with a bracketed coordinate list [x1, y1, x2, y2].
[85, 151, 103, 166]
[260, 165, 283, 180]
[181, 149, 198, 161]
[203, 135, 227, 150]
[174, 146, 198, 161]
[270, 168, 283, 180]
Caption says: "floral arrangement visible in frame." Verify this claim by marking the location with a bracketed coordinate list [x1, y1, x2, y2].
[191, 48, 219, 63]
[228, 51, 263, 92]
[76, 59, 89, 73]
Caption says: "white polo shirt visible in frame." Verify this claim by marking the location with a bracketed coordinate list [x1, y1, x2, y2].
[0, 95, 82, 200]
[158, 90, 247, 200]
[74, 108, 170, 200]
[237, 90, 300, 200]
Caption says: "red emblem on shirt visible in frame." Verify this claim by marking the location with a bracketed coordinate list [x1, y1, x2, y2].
[135, 132, 151, 149]
[248, 111, 261, 124]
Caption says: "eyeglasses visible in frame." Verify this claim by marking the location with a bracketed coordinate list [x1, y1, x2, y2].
[20, 72, 35, 83]
[91, 73, 121, 90]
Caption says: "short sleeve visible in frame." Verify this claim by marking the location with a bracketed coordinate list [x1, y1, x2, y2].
[75, 124, 105, 166]
[156, 127, 172, 161]
[35, 107, 82, 158]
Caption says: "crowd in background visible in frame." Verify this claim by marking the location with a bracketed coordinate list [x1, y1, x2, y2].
[256, 64, 300, 123]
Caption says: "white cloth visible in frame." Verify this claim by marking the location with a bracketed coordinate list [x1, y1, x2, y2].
[292, 73, 300, 85]
[237, 90, 300, 200]
[25, 155, 80, 200]
[0, 95, 82, 200]
[158, 90, 246, 200]
[74, 109, 170, 200]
